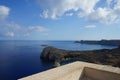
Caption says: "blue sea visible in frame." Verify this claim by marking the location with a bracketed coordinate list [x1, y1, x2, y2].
[0, 40, 117, 80]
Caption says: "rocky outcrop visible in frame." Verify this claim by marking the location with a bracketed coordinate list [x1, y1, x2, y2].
[75, 40, 120, 46]
[40, 46, 120, 67]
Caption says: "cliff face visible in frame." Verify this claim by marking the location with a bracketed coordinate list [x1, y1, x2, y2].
[40, 47, 67, 67]
[40, 46, 120, 67]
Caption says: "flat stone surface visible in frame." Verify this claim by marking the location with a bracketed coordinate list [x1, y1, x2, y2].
[18, 61, 120, 80]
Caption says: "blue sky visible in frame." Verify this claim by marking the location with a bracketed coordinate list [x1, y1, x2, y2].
[0, 0, 120, 40]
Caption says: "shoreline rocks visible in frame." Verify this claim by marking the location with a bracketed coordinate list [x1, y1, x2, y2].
[40, 46, 120, 68]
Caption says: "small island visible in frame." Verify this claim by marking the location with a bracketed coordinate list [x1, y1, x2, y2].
[40, 46, 120, 67]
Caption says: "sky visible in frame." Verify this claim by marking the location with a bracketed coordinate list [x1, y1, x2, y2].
[0, 0, 120, 40]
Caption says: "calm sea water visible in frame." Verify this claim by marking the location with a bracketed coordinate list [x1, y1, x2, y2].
[0, 40, 117, 80]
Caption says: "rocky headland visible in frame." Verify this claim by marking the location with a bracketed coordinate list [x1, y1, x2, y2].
[75, 40, 120, 46]
[40, 46, 120, 67]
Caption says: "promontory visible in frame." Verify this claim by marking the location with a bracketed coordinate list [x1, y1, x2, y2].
[40, 46, 120, 67]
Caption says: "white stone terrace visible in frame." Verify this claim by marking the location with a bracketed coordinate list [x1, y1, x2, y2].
[19, 61, 120, 80]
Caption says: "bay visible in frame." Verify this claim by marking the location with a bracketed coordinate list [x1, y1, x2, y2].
[0, 40, 116, 80]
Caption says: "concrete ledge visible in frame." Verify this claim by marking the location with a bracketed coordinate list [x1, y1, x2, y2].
[18, 61, 120, 80]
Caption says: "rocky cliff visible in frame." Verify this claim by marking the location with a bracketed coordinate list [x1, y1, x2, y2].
[40, 46, 120, 67]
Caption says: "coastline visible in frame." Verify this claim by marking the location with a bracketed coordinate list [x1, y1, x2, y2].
[40, 46, 120, 68]
[75, 40, 120, 46]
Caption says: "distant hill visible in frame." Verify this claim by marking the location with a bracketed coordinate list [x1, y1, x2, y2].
[75, 40, 120, 46]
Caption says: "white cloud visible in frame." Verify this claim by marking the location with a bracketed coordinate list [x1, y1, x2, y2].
[87, 0, 120, 24]
[66, 13, 73, 16]
[6, 32, 14, 37]
[43, 33, 48, 36]
[0, 20, 50, 37]
[5, 22, 21, 30]
[0, 5, 10, 19]
[38, 0, 120, 24]
[24, 33, 30, 37]
[0, 5, 50, 38]
[0, 21, 22, 37]
[84, 25, 96, 29]
[106, 0, 113, 7]
[28, 26, 49, 32]
[87, 8, 118, 24]
[114, 0, 120, 15]
[40, 10, 49, 19]
[39, 0, 99, 19]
